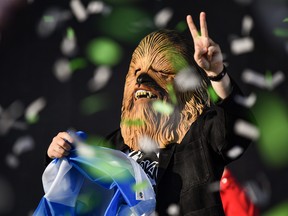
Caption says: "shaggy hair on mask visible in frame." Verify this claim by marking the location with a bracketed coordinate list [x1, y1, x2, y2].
[120, 29, 210, 151]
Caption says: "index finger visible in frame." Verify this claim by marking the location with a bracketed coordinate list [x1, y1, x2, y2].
[200, 12, 209, 37]
[186, 15, 199, 39]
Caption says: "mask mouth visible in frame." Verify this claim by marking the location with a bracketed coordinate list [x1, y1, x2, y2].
[134, 89, 158, 100]
[132, 73, 167, 104]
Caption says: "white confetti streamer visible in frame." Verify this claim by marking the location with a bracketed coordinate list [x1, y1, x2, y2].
[174, 66, 201, 92]
[87, 1, 105, 14]
[6, 154, 19, 168]
[53, 58, 72, 82]
[234, 92, 257, 108]
[242, 15, 254, 36]
[70, 0, 88, 22]
[12, 136, 35, 156]
[61, 35, 77, 56]
[167, 204, 180, 216]
[88, 66, 112, 92]
[226, 146, 244, 159]
[25, 97, 46, 122]
[231, 37, 254, 55]
[36, 8, 72, 38]
[234, 119, 260, 141]
[242, 69, 285, 90]
[0, 101, 24, 136]
[154, 7, 173, 28]
[138, 135, 159, 154]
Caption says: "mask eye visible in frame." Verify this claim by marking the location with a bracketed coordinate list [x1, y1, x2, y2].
[134, 68, 141, 75]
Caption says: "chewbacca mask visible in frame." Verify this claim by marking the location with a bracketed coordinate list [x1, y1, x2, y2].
[121, 29, 210, 151]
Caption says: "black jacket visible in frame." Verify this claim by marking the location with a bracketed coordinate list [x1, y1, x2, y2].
[107, 84, 254, 216]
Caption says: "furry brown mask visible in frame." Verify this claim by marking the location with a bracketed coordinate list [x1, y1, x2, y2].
[120, 29, 209, 151]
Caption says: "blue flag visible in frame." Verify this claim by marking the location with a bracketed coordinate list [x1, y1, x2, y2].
[33, 134, 156, 216]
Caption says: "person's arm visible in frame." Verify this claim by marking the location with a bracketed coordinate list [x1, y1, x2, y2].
[186, 12, 232, 99]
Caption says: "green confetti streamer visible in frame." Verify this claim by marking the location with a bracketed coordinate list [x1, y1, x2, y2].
[265, 70, 273, 87]
[132, 181, 149, 192]
[121, 118, 145, 127]
[69, 58, 88, 72]
[175, 21, 187, 32]
[152, 101, 174, 115]
[43, 16, 54, 23]
[26, 115, 39, 124]
[207, 86, 219, 103]
[67, 27, 75, 39]
[86, 135, 113, 148]
[80, 94, 108, 115]
[273, 28, 288, 38]
[167, 83, 177, 105]
[262, 201, 288, 216]
[252, 93, 288, 167]
[86, 38, 123, 66]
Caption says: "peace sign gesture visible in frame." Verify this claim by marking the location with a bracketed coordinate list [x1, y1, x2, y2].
[186, 12, 224, 77]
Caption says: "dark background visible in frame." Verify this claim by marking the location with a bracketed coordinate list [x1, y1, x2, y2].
[0, 0, 288, 215]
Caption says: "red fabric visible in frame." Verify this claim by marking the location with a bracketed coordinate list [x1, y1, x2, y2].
[220, 169, 259, 216]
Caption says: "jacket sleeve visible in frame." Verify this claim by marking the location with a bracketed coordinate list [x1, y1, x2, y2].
[203, 78, 257, 164]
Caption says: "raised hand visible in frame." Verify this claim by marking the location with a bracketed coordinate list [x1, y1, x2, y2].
[47, 132, 72, 159]
[186, 12, 224, 77]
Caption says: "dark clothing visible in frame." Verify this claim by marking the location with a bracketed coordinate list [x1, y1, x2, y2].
[107, 83, 254, 216]
[44, 80, 254, 215]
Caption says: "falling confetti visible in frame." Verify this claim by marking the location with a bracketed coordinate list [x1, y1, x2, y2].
[96, 6, 153, 44]
[230, 37, 254, 55]
[12, 135, 35, 156]
[25, 97, 46, 124]
[174, 66, 201, 92]
[36, 8, 72, 38]
[273, 28, 288, 38]
[242, 69, 285, 90]
[53, 58, 72, 82]
[121, 118, 145, 127]
[252, 93, 288, 167]
[262, 201, 288, 216]
[241, 15, 254, 36]
[167, 204, 180, 216]
[234, 93, 257, 108]
[208, 181, 221, 192]
[87, 1, 111, 15]
[5, 154, 19, 168]
[244, 173, 271, 207]
[154, 7, 173, 28]
[70, 0, 88, 22]
[175, 20, 187, 32]
[80, 94, 109, 115]
[69, 58, 88, 72]
[234, 119, 260, 141]
[61, 27, 77, 56]
[86, 38, 123, 66]
[152, 101, 174, 115]
[132, 181, 149, 192]
[138, 135, 159, 154]
[88, 66, 112, 92]
[226, 146, 244, 159]
[0, 101, 25, 136]
[166, 83, 177, 105]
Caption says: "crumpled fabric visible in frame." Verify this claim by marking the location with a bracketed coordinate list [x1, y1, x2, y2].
[33, 141, 156, 216]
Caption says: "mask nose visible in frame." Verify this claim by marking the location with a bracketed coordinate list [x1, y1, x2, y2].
[136, 73, 154, 85]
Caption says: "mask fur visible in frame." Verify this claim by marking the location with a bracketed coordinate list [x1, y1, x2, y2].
[121, 29, 210, 151]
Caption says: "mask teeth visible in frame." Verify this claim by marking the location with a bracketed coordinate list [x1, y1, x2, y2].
[134, 90, 156, 100]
